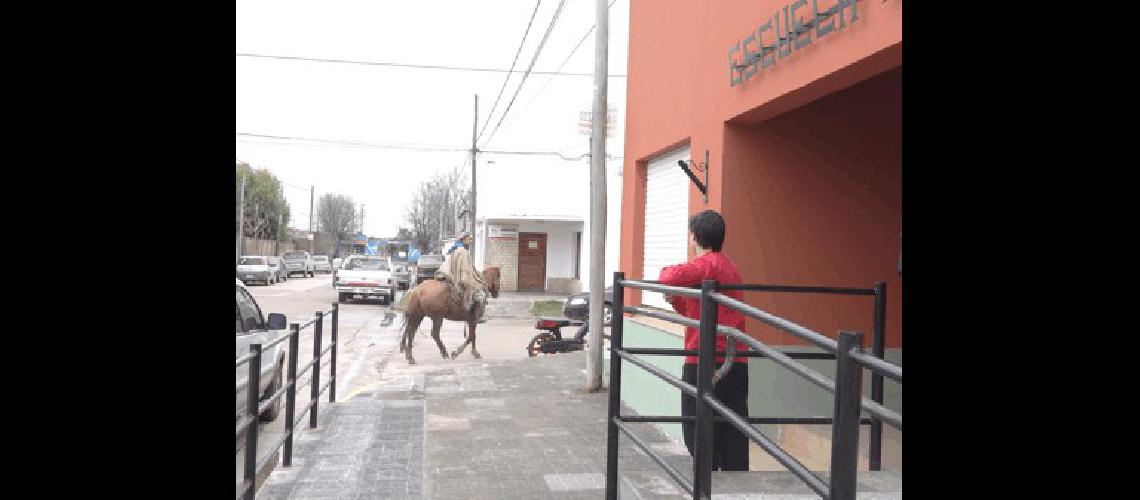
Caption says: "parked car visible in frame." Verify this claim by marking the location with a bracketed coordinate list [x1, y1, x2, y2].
[335, 256, 395, 304]
[332, 257, 343, 271]
[390, 258, 411, 290]
[267, 257, 288, 283]
[237, 256, 276, 286]
[563, 287, 614, 326]
[414, 254, 444, 285]
[281, 250, 315, 278]
[312, 255, 332, 274]
[236, 279, 288, 423]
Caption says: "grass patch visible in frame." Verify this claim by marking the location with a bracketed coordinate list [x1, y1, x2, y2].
[531, 300, 564, 317]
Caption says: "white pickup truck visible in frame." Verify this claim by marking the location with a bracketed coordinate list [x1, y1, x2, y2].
[334, 256, 395, 304]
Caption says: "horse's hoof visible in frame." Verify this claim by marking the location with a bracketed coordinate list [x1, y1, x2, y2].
[472, 352, 482, 360]
[450, 351, 459, 360]
[407, 358, 416, 365]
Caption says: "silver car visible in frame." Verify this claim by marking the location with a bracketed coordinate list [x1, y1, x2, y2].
[267, 257, 288, 283]
[390, 259, 411, 290]
[312, 255, 332, 274]
[281, 250, 315, 278]
[237, 256, 275, 285]
[236, 279, 288, 423]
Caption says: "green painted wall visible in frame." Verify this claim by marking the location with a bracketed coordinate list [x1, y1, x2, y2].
[617, 319, 902, 443]
[617, 321, 688, 442]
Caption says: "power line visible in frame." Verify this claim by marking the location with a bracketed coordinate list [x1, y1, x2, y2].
[479, 0, 569, 149]
[238, 132, 469, 153]
[477, 0, 544, 145]
[238, 131, 621, 160]
[506, 0, 621, 133]
[236, 52, 625, 78]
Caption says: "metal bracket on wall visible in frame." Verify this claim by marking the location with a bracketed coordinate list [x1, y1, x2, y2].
[677, 149, 710, 204]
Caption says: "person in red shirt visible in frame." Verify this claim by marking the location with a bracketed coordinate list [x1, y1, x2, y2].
[658, 209, 750, 471]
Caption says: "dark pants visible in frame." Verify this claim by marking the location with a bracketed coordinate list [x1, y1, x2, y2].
[681, 362, 750, 471]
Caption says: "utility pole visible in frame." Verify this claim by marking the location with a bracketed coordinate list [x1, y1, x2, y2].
[276, 184, 283, 256]
[309, 185, 315, 232]
[238, 174, 247, 264]
[470, 94, 478, 264]
[585, 0, 609, 392]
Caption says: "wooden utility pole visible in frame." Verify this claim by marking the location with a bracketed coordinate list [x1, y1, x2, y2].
[470, 94, 478, 263]
[238, 174, 247, 263]
[585, 0, 609, 391]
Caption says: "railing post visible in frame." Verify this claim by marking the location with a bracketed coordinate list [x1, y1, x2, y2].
[605, 272, 625, 500]
[283, 323, 300, 467]
[694, 279, 718, 500]
[330, 304, 338, 402]
[244, 343, 262, 500]
[830, 331, 865, 500]
[870, 282, 886, 471]
[310, 311, 323, 428]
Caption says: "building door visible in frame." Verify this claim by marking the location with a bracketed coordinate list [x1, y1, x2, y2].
[642, 145, 691, 309]
[518, 233, 547, 292]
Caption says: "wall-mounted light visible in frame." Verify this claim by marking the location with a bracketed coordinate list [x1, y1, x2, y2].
[677, 149, 710, 204]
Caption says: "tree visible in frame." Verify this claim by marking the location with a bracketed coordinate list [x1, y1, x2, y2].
[315, 193, 358, 257]
[236, 161, 291, 241]
[403, 165, 470, 253]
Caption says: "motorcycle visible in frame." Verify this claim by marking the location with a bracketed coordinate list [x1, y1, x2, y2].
[525, 316, 589, 357]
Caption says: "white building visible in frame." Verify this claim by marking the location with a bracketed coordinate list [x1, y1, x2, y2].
[471, 156, 622, 294]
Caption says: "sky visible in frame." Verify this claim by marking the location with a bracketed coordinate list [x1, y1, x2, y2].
[236, 0, 630, 237]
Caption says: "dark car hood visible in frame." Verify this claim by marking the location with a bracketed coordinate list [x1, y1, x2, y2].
[569, 287, 613, 302]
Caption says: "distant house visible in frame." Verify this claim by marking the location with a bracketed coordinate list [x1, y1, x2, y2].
[471, 158, 622, 294]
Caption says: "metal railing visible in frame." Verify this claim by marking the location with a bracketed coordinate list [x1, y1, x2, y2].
[605, 272, 902, 500]
[235, 304, 339, 500]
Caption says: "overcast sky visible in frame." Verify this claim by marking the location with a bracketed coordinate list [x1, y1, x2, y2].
[236, 0, 630, 237]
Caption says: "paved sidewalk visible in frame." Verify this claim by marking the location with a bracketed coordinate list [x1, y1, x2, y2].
[259, 349, 901, 499]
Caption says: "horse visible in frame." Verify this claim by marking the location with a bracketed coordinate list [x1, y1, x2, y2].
[398, 266, 501, 364]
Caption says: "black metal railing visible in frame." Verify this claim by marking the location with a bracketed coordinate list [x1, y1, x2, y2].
[605, 272, 902, 500]
[235, 303, 339, 500]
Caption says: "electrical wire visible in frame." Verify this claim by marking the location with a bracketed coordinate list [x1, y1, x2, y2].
[478, 0, 569, 149]
[238, 132, 622, 160]
[504, 0, 621, 135]
[235, 52, 625, 77]
[476, 0, 544, 145]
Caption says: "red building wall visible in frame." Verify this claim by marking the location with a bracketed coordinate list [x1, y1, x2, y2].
[620, 0, 902, 348]
[722, 67, 901, 347]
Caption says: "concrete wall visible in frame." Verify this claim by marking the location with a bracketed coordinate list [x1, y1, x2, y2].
[240, 238, 293, 257]
[484, 227, 520, 291]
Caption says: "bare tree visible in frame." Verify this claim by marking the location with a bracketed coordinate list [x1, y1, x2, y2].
[404, 165, 470, 253]
[315, 193, 358, 257]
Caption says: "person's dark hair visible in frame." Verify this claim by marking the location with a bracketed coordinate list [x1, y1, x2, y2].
[688, 210, 725, 252]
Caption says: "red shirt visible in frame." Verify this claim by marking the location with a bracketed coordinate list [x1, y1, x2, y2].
[658, 251, 749, 365]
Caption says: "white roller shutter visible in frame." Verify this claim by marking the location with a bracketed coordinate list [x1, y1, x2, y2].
[642, 145, 691, 309]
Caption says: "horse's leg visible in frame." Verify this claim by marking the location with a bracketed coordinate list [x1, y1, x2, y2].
[430, 317, 449, 359]
[451, 323, 473, 359]
[403, 314, 424, 365]
[469, 321, 481, 359]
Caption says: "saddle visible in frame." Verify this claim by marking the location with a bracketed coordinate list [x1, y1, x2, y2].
[434, 273, 486, 319]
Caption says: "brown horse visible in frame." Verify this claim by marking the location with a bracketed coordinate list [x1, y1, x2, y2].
[398, 266, 501, 364]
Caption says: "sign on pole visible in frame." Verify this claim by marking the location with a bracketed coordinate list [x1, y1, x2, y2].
[579, 104, 617, 137]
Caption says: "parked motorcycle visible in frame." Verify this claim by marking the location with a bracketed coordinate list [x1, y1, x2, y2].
[525, 317, 588, 357]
